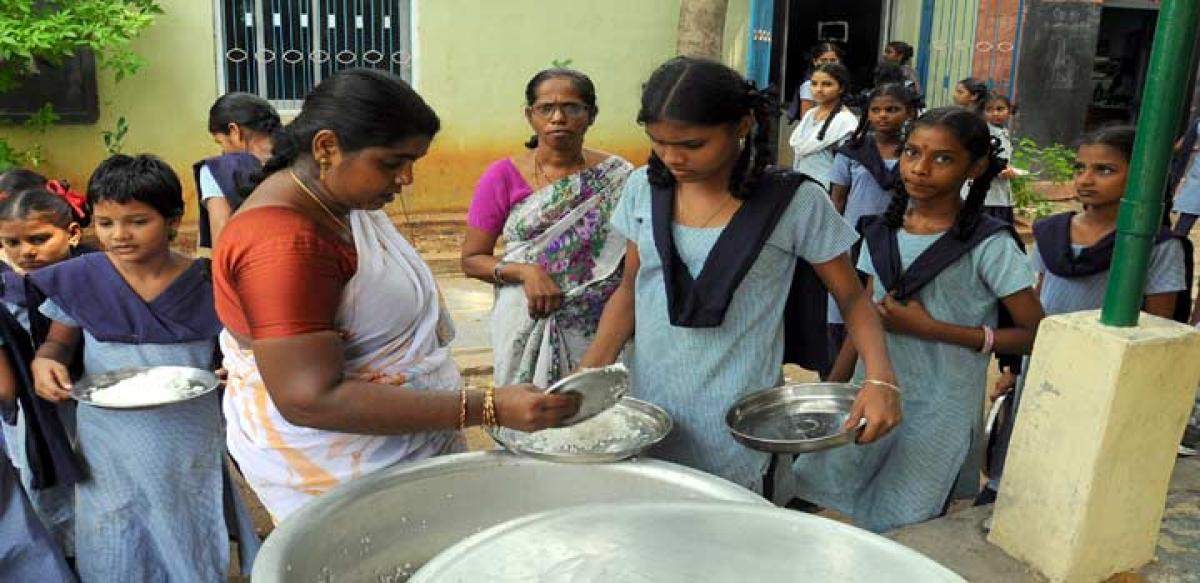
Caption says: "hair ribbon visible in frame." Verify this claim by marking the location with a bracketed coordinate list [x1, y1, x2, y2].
[45, 180, 88, 221]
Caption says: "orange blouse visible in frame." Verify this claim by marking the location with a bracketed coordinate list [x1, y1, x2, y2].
[214, 206, 357, 339]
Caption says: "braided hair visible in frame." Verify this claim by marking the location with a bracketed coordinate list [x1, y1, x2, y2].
[844, 82, 919, 152]
[637, 57, 778, 200]
[258, 68, 441, 183]
[523, 68, 598, 149]
[0, 186, 90, 229]
[884, 106, 1004, 240]
[811, 63, 852, 141]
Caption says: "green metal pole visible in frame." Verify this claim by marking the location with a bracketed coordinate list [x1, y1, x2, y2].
[1100, 0, 1200, 327]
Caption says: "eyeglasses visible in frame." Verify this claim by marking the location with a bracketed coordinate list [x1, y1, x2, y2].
[529, 102, 589, 118]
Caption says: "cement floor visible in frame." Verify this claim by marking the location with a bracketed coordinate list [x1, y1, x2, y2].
[889, 458, 1200, 583]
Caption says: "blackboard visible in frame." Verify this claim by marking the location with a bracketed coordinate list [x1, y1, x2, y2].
[0, 51, 100, 125]
[1012, 0, 1103, 147]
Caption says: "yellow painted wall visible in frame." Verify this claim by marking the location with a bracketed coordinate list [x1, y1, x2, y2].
[4, 0, 758, 217]
[408, 0, 681, 212]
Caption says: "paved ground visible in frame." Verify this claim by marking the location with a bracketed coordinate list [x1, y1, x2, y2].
[889, 458, 1200, 583]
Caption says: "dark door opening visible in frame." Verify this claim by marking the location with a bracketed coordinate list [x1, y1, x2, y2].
[772, 0, 885, 105]
[1086, 6, 1157, 131]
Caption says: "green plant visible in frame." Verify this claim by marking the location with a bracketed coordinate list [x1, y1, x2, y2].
[101, 115, 129, 155]
[0, 2, 158, 170]
[1009, 138, 1076, 219]
[0, 1, 163, 91]
[0, 102, 59, 170]
[0, 139, 23, 172]
[551, 58, 574, 68]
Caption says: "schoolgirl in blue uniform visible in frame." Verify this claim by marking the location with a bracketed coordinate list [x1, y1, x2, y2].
[983, 126, 1192, 502]
[796, 107, 1044, 533]
[580, 57, 901, 494]
[31, 155, 258, 581]
[0, 187, 93, 559]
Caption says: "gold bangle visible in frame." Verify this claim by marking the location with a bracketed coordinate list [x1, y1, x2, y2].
[458, 388, 468, 430]
[862, 379, 901, 393]
[483, 386, 497, 427]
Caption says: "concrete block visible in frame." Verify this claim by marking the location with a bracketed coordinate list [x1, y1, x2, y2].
[989, 310, 1200, 582]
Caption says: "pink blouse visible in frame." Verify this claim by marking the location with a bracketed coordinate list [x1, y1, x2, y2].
[466, 158, 534, 233]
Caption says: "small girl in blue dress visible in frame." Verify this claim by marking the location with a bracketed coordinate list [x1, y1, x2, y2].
[0, 188, 83, 580]
[30, 154, 257, 581]
[580, 57, 901, 494]
[0, 187, 93, 559]
[798, 107, 1045, 533]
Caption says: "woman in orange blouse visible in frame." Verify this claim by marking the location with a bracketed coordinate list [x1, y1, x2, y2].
[214, 69, 577, 521]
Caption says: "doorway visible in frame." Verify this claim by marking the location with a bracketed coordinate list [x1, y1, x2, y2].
[774, 0, 885, 105]
[1085, 6, 1157, 131]
[770, 0, 886, 166]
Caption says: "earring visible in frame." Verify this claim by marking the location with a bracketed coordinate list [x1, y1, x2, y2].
[319, 157, 331, 181]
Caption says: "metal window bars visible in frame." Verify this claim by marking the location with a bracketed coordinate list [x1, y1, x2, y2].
[217, 0, 412, 110]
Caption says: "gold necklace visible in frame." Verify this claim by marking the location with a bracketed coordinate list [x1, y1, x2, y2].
[677, 191, 736, 228]
[289, 170, 350, 234]
[533, 152, 586, 188]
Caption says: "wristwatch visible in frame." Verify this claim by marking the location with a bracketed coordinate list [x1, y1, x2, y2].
[493, 260, 510, 284]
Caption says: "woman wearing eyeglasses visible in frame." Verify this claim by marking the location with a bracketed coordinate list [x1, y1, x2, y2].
[462, 68, 633, 387]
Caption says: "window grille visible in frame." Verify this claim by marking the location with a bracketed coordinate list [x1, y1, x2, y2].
[216, 1, 413, 110]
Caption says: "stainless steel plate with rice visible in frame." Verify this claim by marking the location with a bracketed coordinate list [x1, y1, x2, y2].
[544, 363, 629, 426]
[726, 382, 865, 454]
[72, 366, 220, 409]
[489, 397, 672, 463]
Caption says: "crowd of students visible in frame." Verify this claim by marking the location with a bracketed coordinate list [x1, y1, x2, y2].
[1, 42, 1199, 580]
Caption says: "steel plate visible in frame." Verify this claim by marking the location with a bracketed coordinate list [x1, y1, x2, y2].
[545, 363, 629, 425]
[726, 382, 864, 454]
[489, 397, 671, 463]
[72, 366, 219, 409]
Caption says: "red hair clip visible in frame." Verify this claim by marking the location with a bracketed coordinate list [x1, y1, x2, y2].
[45, 180, 88, 221]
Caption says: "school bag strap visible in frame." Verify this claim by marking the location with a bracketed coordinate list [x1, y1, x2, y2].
[1163, 229, 1195, 323]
